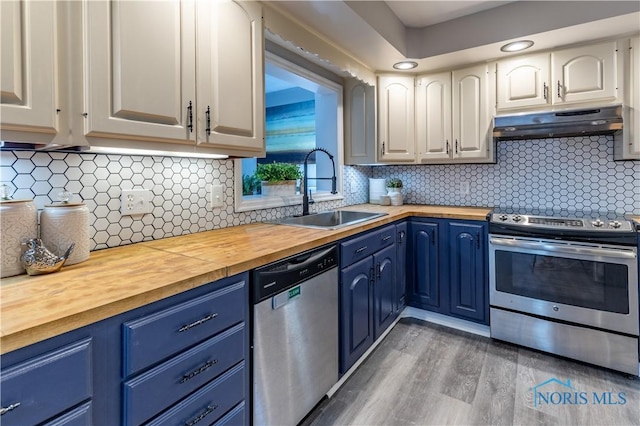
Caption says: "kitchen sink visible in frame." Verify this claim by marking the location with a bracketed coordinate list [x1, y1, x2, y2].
[270, 210, 387, 230]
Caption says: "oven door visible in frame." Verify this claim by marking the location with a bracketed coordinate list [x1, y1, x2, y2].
[489, 235, 639, 336]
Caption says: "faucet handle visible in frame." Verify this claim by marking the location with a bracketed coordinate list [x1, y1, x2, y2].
[308, 189, 315, 204]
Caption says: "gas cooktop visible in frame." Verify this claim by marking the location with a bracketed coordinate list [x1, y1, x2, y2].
[489, 207, 634, 232]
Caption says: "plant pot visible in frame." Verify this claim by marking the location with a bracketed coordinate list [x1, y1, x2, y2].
[261, 180, 297, 197]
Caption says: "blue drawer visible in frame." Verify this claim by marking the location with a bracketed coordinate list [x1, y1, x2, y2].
[124, 323, 245, 426]
[213, 401, 245, 426]
[43, 402, 92, 426]
[123, 279, 245, 376]
[144, 362, 245, 426]
[0, 339, 92, 426]
[341, 225, 396, 267]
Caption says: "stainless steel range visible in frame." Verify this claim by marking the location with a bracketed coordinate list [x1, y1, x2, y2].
[488, 208, 639, 375]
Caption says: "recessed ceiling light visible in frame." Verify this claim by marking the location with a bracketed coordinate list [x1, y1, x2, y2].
[500, 40, 534, 52]
[393, 61, 418, 70]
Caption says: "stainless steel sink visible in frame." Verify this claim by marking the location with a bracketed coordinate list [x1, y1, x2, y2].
[271, 210, 387, 230]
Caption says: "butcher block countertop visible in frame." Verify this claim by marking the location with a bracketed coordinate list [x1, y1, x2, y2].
[0, 204, 491, 354]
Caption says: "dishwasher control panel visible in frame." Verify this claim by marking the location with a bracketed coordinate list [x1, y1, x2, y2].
[253, 245, 338, 303]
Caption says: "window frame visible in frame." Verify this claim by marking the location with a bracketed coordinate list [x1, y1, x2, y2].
[234, 51, 344, 213]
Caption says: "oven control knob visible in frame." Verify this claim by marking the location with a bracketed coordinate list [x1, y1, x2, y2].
[498, 214, 508, 221]
[512, 215, 522, 222]
[609, 221, 621, 229]
[592, 219, 604, 228]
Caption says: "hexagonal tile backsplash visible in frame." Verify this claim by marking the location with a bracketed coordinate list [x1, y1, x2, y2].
[1, 150, 370, 250]
[373, 135, 639, 215]
[1, 135, 638, 252]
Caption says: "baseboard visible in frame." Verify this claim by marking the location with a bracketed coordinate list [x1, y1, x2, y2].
[401, 306, 490, 338]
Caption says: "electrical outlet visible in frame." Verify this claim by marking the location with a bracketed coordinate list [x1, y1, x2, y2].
[210, 184, 224, 208]
[120, 189, 152, 215]
[459, 181, 470, 195]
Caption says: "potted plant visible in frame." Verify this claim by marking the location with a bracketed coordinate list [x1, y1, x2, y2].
[254, 162, 303, 196]
[386, 178, 403, 193]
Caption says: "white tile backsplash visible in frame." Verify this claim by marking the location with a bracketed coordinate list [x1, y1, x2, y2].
[1, 134, 637, 252]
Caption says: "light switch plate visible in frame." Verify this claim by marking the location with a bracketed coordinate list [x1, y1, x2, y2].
[121, 189, 152, 215]
[210, 185, 224, 208]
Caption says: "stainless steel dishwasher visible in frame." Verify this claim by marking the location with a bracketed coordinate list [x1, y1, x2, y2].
[253, 244, 339, 426]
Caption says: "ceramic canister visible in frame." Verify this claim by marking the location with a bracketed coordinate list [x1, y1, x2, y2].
[1, 199, 38, 277]
[40, 202, 91, 266]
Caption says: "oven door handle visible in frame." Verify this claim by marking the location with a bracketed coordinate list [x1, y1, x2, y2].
[489, 238, 637, 260]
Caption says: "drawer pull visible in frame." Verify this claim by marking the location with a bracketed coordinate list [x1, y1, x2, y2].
[0, 402, 21, 416]
[184, 404, 218, 426]
[381, 235, 392, 242]
[180, 360, 218, 383]
[178, 313, 218, 333]
[355, 246, 367, 254]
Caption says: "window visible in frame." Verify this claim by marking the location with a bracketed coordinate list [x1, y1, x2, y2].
[234, 51, 343, 212]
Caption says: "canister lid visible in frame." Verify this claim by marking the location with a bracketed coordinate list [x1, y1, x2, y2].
[44, 190, 85, 207]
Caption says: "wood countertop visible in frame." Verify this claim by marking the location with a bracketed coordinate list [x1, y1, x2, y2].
[0, 204, 491, 354]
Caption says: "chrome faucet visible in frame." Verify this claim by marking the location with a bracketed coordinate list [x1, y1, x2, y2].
[302, 148, 337, 216]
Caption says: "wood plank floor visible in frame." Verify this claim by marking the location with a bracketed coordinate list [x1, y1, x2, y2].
[306, 318, 640, 426]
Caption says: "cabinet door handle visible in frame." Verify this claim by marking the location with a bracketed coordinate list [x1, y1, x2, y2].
[476, 232, 480, 249]
[381, 235, 392, 242]
[430, 231, 435, 246]
[557, 80, 562, 99]
[370, 266, 375, 285]
[455, 139, 459, 154]
[184, 404, 218, 426]
[446, 140, 449, 154]
[381, 141, 385, 156]
[180, 359, 218, 383]
[205, 106, 211, 136]
[355, 246, 367, 254]
[0, 403, 21, 416]
[187, 100, 194, 133]
[543, 82, 548, 101]
[376, 262, 382, 280]
[398, 230, 405, 244]
[178, 313, 218, 332]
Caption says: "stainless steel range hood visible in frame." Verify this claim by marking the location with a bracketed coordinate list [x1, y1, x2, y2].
[493, 105, 623, 141]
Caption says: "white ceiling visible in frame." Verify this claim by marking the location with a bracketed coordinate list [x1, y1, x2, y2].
[266, 1, 640, 74]
[385, 0, 515, 28]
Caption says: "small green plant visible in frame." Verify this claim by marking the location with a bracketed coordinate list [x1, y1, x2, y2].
[242, 174, 259, 195]
[254, 162, 302, 183]
[386, 178, 403, 189]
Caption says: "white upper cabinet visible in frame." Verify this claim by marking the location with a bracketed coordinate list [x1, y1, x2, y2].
[497, 53, 550, 110]
[497, 40, 620, 111]
[415, 72, 451, 161]
[615, 37, 640, 160]
[196, 0, 264, 156]
[416, 64, 494, 164]
[452, 64, 494, 161]
[0, 0, 71, 146]
[377, 74, 415, 163]
[80, 0, 264, 156]
[83, 0, 196, 144]
[344, 78, 376, 164]
[553, 41, 618, 105]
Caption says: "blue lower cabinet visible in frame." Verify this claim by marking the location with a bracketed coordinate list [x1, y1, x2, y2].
[0, 338, 92, 426]
[340, 256, 374, 373]
[408, 221, 441, 310]
[144, 362, 245, 426]
[42, 402, 92, 426]
[373, 244, 396, 340]
[408, 219, 488, 325]
[213, 401, 245, 426]
[395, 222, 408, 314]
[123, 324, 245, 425]
[448, 222, 487, 323]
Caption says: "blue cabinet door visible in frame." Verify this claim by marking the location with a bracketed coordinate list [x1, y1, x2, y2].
[448, 222, 487, 323]
[395, 222, 407, 314]
[408, 222, 441, 311]
[373, 244, 396, 340]
[340, 256, 374, 373]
